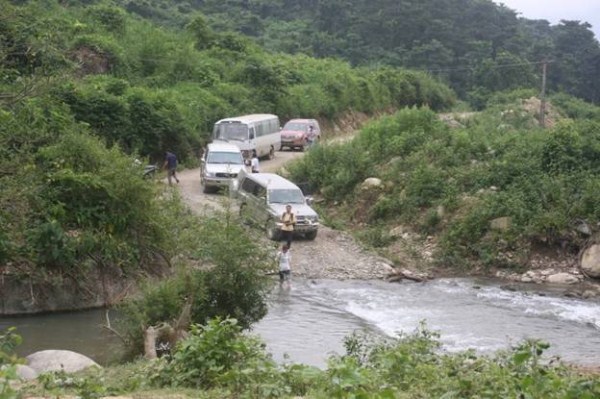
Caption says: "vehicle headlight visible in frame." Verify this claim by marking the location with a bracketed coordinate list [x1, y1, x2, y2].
[205, 172, 216, 177]
[307, 215, 319, 223]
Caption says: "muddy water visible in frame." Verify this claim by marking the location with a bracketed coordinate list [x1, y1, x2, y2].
[2, 278, 599, 368]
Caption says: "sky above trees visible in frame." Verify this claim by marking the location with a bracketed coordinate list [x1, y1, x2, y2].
[495, 0, 600, 39]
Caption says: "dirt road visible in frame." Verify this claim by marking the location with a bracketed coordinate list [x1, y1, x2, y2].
[173, 148, 394, 279]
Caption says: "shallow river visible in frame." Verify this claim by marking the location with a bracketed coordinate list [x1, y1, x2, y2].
[2, 278, 599, 368]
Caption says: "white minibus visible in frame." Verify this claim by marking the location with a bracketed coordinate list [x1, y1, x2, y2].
[212, 114, 281, 160]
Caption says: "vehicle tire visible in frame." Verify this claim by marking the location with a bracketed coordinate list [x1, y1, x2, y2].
[266, 219, 281, 241]
[305, 230, 318, 240]
[268, 146, 275, 160]
[202, 180, 213, 194]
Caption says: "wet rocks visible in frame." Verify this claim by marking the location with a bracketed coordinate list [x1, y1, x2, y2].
[580, 243, 600, 278]
[546, 272, 580, 285]
[497, 268, 585, 285]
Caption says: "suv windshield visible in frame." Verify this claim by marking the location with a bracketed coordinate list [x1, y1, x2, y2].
[268, 189, 305, 204]
[283, 122, 307, 132]
[213, 123, 249, 141]
[207, 151, 243, 164]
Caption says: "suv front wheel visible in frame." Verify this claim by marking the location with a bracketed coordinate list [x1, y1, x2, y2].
[305, 230, 318, 240]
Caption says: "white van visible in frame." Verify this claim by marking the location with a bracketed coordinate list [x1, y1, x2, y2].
[200, 142, 245, 193]
[231, 170, 319, 240]
[212, 114, 281, 160]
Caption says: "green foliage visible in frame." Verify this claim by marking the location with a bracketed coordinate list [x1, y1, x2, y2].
[0, 328, 22, 399]
[355, 226, 395, 249]
[291, 101, 600, 269]
[160, 319, 282, 394]
[17, 323, 600, 399]
[551, 93, 600, 120]
[38, 369, 109, 399]
[85, 5, 127, 34]
[126, 0, 600, 106]
[117, 210, 272, 355]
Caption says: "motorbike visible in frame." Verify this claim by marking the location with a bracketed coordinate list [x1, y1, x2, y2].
[143, 163, 159, 179]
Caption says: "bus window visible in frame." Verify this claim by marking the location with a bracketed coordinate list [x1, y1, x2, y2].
[249, 127, 255, 140]
[214, 123, 249, 141]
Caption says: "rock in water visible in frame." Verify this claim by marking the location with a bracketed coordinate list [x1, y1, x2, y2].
[581, 243, 600, 279]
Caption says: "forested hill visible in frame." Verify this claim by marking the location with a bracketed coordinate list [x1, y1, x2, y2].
[118, 0, 600, 107]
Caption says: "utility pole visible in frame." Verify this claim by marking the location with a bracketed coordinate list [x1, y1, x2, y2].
[540, 60, 547, 129]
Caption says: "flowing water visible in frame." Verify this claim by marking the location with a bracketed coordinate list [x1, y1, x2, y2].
[2, 278, 599, 368]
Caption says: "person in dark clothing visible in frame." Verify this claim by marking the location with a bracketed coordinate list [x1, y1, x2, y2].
[164, 151, 180, 185]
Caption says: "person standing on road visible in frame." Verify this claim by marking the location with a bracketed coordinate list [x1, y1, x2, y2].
[280, 204, 296, 248]
[276, 244, 292, 288]
[251, 149, 260, 173]
[164, 151, 180, 185]
[306, 125, 316, 148]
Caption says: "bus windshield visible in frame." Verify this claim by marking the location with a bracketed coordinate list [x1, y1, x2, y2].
[214, 123, 249, 141]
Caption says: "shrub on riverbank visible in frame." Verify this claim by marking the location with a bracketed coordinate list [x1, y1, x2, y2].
[288, 101, 600, 270]
[116, 210, 273, 356]
[0, 98, 173, 287]
[18, 320, 600, 398]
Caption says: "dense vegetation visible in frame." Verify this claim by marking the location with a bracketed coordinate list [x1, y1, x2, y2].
[117, 0, 600, 107]
[11, 319, 600, 398]
[0, 0, 453, 287]
[1, 1, 600, 397]
[116, 210, 274, 356]
[289, 96, 600, 270]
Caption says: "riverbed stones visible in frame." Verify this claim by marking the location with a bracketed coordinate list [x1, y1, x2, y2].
[26, 350, 100, 373]
[546, 272, 580, 285]
[580, 243, 600, 278]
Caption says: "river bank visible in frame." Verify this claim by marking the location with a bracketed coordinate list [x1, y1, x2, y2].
[176, 143, 600, 302]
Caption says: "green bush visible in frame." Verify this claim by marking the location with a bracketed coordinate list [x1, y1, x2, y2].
[86, 5, 127, 34]
[161, 319, 281, 394]
[0, 327, 22, 399]
[551, 93, 600, 120]
[117, 212, 272, 355]
[16, 323, 600, 398]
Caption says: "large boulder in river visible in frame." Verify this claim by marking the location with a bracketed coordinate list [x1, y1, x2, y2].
[580, 243, 600, 278]
[26, 350, 100, 374]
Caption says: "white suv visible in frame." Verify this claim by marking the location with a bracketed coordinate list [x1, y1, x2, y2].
[200, 142, 245, 193]
[231, 170, 319, 240]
